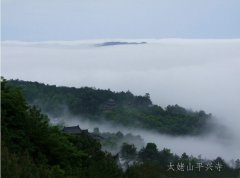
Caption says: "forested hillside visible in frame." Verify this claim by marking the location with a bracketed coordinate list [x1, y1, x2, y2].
[9, 79, 212, 135]
[1, 78, 123, 178]
[2, 78, 240, 178]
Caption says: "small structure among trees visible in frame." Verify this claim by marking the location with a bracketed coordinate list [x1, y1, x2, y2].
[102, 98, 117, 111]
[62, 125, 88, 134]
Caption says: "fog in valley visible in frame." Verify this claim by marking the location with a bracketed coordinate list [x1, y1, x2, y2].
[49, 113, 239, 161]
[2, 39, 240, 161]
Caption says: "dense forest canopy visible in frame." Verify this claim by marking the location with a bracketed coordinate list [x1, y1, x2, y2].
[1, 78, 240, 178]
[1, 78, 125, 178]
[9, 79, 212, 135]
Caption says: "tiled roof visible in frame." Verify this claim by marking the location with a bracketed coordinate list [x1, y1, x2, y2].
[63, 125, 82, 134]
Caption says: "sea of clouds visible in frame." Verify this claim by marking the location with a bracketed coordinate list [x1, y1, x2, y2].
[2, 39, 240, 160]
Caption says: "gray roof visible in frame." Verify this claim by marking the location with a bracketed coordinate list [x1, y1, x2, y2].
[63, 125, 82, 134]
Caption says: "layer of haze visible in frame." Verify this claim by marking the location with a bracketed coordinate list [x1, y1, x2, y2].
[2, 39, 240, 160]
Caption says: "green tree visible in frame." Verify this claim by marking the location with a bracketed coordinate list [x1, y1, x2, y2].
[120, 143, 137, 161]
[139, 143, 159, 162]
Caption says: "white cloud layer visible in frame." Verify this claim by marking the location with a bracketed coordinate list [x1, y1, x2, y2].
[2, 39, 240, 160]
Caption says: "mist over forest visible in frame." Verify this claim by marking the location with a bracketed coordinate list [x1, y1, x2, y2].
[2, 39, 240, 177]
[49, 114, 239, 160]
[2, 39, 240, 157]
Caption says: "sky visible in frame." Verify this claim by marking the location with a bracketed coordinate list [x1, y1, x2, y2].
[2, 0, 240, 41]
[2, 39, 240, 159]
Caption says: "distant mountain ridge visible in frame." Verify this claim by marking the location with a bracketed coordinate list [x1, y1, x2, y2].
[95, 41, 147, 47]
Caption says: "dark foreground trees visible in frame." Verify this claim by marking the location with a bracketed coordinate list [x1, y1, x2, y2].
[124, 142, 240, 178]
[1, 78, 123, 178]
